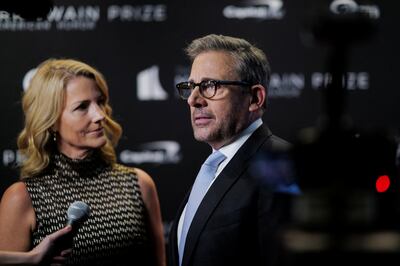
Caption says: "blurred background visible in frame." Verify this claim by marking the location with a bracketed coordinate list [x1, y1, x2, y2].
[0, 0, 399, 264]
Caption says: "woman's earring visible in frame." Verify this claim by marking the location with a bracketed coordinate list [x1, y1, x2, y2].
[53, 131, 57, 142]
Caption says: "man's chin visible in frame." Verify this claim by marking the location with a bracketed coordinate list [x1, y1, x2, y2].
[193, 130, 210, 143]
[193, 129, 220, 145]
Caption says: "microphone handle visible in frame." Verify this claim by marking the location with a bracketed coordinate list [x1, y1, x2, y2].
[57, 220, 79, 250]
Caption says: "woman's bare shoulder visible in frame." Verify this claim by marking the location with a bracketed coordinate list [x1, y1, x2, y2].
[0, 181, 31, 208]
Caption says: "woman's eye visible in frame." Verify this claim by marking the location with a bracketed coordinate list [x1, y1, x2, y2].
[75, 102, 88, 111]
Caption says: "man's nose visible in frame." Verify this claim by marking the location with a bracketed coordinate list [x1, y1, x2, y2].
[187, 87, 207, 107]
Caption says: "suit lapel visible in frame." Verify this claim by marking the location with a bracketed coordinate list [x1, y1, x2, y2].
[182, 125, 272, 266]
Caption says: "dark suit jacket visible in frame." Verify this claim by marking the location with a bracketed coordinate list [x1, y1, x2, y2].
[169, 125, 297, 266]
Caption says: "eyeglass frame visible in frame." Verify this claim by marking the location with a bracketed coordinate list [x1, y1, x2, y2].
[176, 79, 252, 100]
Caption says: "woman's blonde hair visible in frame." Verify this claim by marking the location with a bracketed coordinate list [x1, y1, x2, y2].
[17, 58, 122, 178]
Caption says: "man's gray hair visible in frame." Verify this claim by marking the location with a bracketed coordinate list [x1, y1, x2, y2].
[185, 34, 270, 89]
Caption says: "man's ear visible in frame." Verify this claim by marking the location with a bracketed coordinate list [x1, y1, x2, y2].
[249, 85, 266, 112]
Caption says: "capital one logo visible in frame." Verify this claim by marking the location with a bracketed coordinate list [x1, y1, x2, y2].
[136, 65, 168, 100]
[223, 0, 284, 20]
[119, 141, 182, 164]
[330, 0, 380, 19]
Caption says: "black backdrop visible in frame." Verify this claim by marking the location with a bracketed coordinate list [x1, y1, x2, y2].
[1, 0, 399, 251]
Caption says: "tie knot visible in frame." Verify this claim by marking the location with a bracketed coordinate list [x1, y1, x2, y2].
[203, 150, 226, 168]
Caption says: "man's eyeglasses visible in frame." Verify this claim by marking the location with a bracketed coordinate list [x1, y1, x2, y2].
[176, 80, 251, 100]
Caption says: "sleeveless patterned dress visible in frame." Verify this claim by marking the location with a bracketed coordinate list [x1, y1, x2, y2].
[24, 151, 154, 265]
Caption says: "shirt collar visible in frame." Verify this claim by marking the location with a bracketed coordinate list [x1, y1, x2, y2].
[215, 118, 263, 163]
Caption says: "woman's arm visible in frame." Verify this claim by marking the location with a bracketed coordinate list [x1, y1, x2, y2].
[0, 182, 36, 251]
[0, 226, 72, 265]
[136, 168, 166, 266]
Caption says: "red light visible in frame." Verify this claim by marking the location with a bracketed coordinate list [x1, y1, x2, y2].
[376, 175, 390, 193]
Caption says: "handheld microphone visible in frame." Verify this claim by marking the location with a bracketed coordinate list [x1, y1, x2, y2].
[56, 201, 90, 251]
[66, 201, 90, 229]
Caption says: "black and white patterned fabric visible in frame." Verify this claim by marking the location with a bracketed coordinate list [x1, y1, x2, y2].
[24, 151, 154, 265]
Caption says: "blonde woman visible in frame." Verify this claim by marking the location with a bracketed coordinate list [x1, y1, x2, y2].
[0, 59, 166, 266]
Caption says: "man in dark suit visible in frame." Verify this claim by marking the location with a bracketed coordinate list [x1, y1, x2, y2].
[170, 34, 299, 266]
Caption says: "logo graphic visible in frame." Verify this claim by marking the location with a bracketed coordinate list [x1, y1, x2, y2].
[311, 72, 369, 90]
[107, 5, 167, 22]
[223, 0, 284, 20]
[23, 68, 37, 91]
[136, 65, 168, 100]
[3, 149, 25, 166]
[0, 5, 100, 31]
[269, 73, 304, 98]
[49, 5, 100, 30]
[119, 141, 181, 164]
[330, 0, 380, 19]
